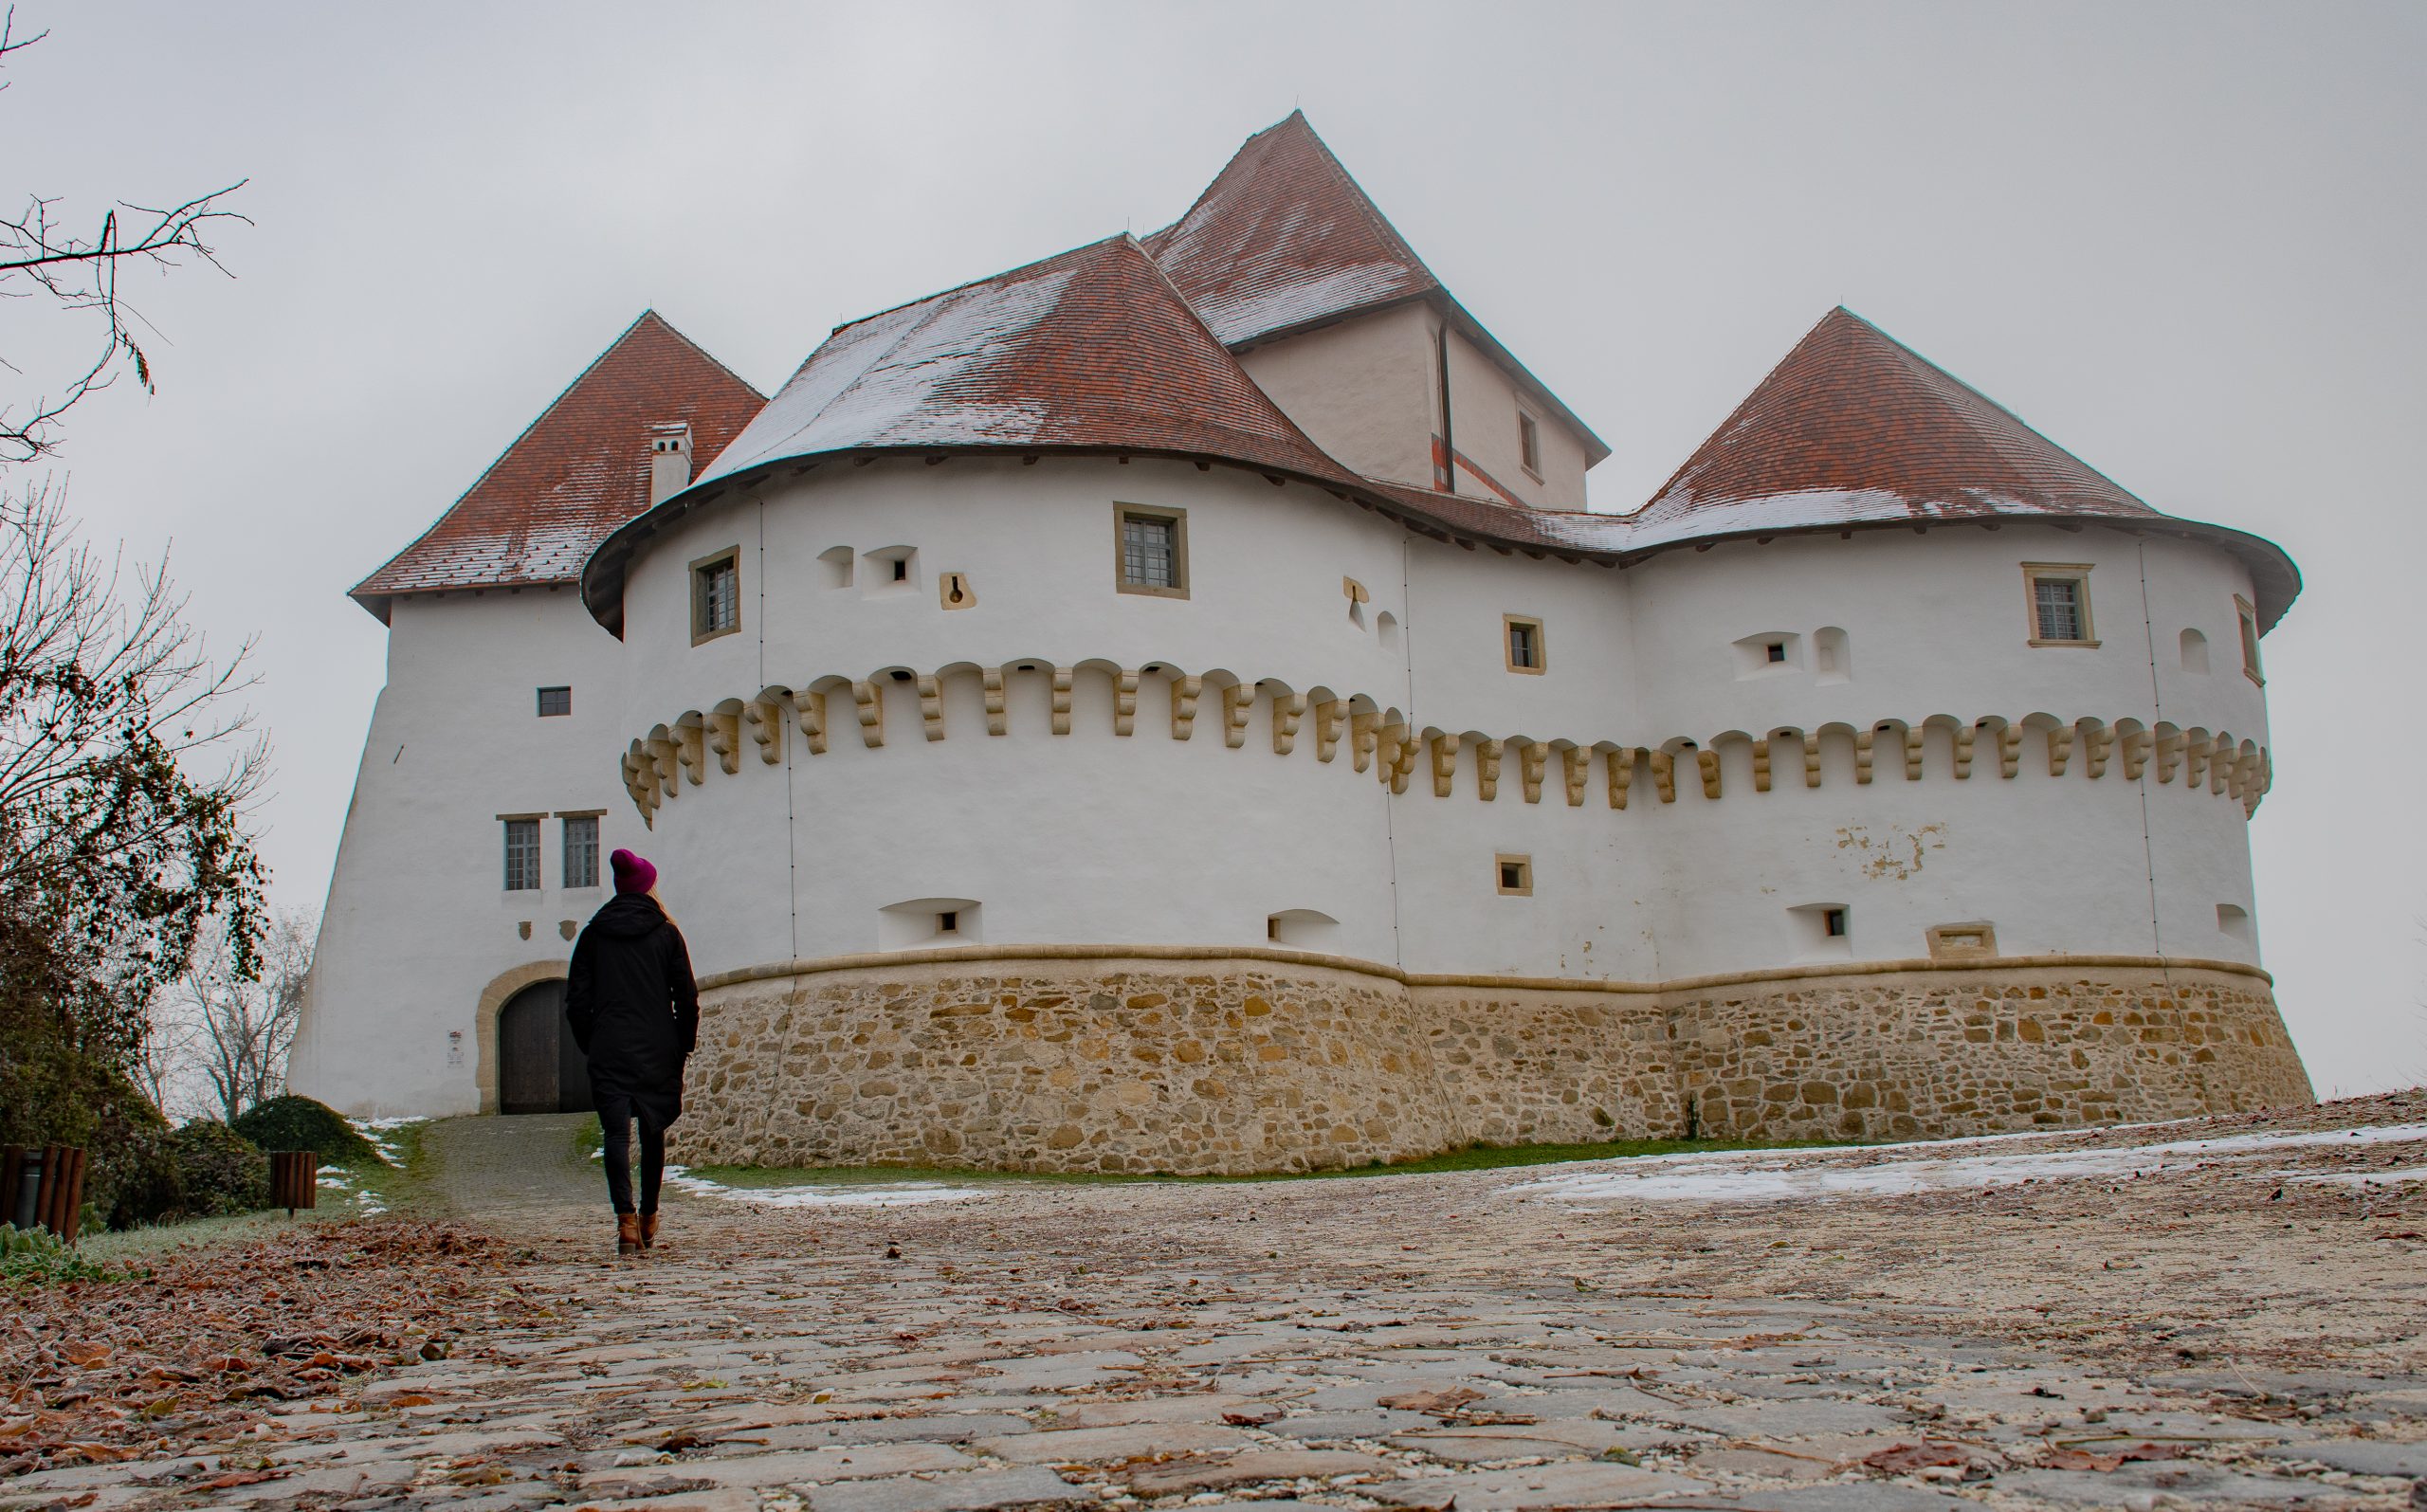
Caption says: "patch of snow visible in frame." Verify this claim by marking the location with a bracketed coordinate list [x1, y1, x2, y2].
[347, 1116, 419, 1170]
[2291, 1165, 2427, 1189]
[661, 1166, 984, 1210]
[1514, 1122, 2427, 1205]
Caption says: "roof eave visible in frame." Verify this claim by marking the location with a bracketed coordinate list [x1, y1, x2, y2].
[1432, 295, 1612, 468]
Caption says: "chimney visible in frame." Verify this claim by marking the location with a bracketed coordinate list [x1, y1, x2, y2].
[648, 421, 694, 505]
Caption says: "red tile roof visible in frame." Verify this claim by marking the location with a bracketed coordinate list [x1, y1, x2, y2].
[351, 311, 764, 621]
[585, 235, 1373, 631]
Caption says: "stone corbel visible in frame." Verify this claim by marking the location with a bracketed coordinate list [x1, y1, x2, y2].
[1313, 700, 1344, 763]
[1752, 738, 1773, 792]
[2154, 729, 2182, 784]
[1222, 682, 1253, 749]
[646, 734, 680, 798]
[1904, 726, 1925, 780]
[2085, 726, 2113, 779]
[797, 690, 829, 756]
[676, 721, 706, 786]
[1272, 692, 1307, 755]
[1431, 732, 1462, 798]
[1476, 738, 1504, 802]
[746, 699, 786, 765]
[1696, 747, 1722, 800]
[2210, 738, 2235, 795]
[1389, 725, 1418, 794]
[1802, 733, 1822, 788]
[1998, 724, 2021, 779]
[1050, 667, 1073, 736]
[919, 675, 946, 742]
[851, 681, 885, 749]
[1112, 669, 1139, 738]
[2184, 733, 2212, 788]
[2120, 728, 2150, 781]
[1607, 747, 1634, 810]
[1170, 676, 1202, 739]
[1951, 725, 1975, 780]
[1853, 729, 1874, 785]
[1521, 741, 1548, 804]
[1351, 711, 1378, 774]
[983, 670, 1007, 736]
[1650, 749, 1677, 804]
[1561, 744, 1587, 806]
[2048, 724, 2073, 776]
[705, 709, 742, 775]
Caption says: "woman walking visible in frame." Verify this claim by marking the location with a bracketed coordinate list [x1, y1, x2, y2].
[565, 848, 699, 1257]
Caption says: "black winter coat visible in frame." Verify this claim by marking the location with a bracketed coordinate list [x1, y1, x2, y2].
[564, 893, 699, 1124]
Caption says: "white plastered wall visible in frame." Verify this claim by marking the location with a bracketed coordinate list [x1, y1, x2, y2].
[1236, 303, 1439, 492]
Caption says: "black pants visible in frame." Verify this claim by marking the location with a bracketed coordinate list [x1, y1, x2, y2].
[596, 1095, 667, 1215]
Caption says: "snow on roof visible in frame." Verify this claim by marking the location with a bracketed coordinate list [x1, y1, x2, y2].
[350, 312, 765, 621]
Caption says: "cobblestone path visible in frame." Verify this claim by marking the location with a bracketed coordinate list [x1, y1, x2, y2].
[9, 1097, 2424, 1511]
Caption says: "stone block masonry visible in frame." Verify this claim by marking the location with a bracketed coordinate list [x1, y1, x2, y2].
[671, 949, 2312, 1175]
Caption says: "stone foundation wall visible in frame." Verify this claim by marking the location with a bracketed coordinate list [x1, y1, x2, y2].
[671, 951, 2313, 1175]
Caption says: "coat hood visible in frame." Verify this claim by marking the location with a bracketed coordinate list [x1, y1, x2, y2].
[590, 892, 667, 939]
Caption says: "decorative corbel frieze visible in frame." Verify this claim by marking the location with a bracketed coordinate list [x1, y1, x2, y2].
[1696, 748, 1722, 800]
[851, 682, 885, 749]
[2048, 724, 2073, 776]
[1561, 744, 1587, 807]
[1951, 725, 1975, 779]
[797, 690, 828, 756]
[1521, 741, 1548, 804]
[1222, 682, 1253, 749]
[919, 674, 946, 742]
[1649, 749, 1677, 804]
[1607, 747, 1634, 810]
[1431, 732, 1462, 798]
[1170, 675, 1202, 740]
[1112, 669, 1139, 738]
[1313, 700, 1344, 763]
[1349, 710, 1378, 773]
[2085, 725, 2112, 779]
[1802, 733, 1822, 788]
[1476, 738, 1504, 802]
[1752, 738, 1773, 792]
[2120, 727, 2150, 781]
[1050, 667, 1073, 736]
[1853, 729, 1874, 785]
[1272, 692, 1306, 756]
[983, 670, 1007, 736]
[746, 699, 786, 765]
[1998, 724, 2021, 779]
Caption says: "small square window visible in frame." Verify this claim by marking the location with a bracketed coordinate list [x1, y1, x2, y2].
[1495, 853, 1533, 896]
[1824, 907, 1848, 938]
[1764, 642, 1786, 664]
[691, 548, 740, 643]
[1115, 504, 1188, 598]
[562, 814, 599, 889]
[892, 556, 909, 583]
[1518, 410, 1542, 476]
[502, 818, 540, 892]
[937, 910, 958, 936]
[1504, 614, 1546, 674]
[536, 685, 572, 718]
[2235, 596, 2264, 685]
[2022, 563, 2098, 647]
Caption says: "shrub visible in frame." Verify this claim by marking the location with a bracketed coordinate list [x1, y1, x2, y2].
[0, 1222, 142, 1286]
[232, 1095, 375, 1166]
[168, 1120, 269, 1217]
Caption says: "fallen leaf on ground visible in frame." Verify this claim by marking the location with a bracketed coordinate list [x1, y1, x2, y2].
[1378, 1386, 1483, 1415]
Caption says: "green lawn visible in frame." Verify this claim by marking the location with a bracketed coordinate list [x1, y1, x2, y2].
[683, 1133, 1848, 1192]
[70, 1120, 429, 1265]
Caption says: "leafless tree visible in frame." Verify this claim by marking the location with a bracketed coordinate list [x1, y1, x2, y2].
[186, 909, 313, 1123]
[0, 9, 247, 463]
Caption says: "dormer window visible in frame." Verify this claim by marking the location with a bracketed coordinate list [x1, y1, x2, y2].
[691, 548, 740, 644]
[2022, 563, 2097, 647]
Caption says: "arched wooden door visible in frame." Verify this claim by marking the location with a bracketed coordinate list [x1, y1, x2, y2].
[497, 979, 593, 1114]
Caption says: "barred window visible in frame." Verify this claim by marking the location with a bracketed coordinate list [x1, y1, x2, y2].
[691, 548, 740, 642]
[563, 815, 599, 889]
[2034, 578, 2081, 641]
[503, 819, 541, 892]
[2022, 564, 2096, 647]
[1114, 505, 1187, 597]
[536, 685, 571, 717]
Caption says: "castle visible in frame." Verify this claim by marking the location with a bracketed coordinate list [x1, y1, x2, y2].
[292, 114, 2313, 1173]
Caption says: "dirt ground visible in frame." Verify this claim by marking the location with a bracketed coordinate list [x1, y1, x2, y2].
[5, 1091, 2423, 1511]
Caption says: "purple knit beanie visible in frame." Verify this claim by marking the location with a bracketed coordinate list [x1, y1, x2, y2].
[610, 848, 657, 896]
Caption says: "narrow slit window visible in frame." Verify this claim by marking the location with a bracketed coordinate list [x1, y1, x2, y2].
[691, 548, 740, 643]
[502, 819, 540, 892]
[2022, 563, 2097, 647]
[892, 557, 909, 583]
[1505, 614, 1546, 673]
[1518, 410, 1542, 475]
[562, 815, 599, 890]
[536, 685, 571, 717]
[1114, 504, 1188, 597]
[2235, 596, 2264, 684]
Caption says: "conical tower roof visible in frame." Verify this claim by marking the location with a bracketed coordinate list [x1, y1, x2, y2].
[352, 311, 764, 621]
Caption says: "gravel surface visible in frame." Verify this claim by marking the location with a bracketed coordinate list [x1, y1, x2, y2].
[7, 1092, 2422, 1511]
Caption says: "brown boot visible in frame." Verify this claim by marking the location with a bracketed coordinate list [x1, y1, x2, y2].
[641, 1212, 660, 1249]
[616, 1213, 643, 1257]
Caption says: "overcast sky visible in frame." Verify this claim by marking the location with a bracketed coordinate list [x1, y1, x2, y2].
[10, 2, 2420, 1097]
